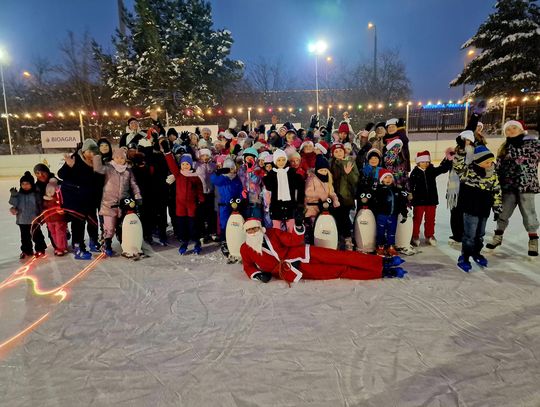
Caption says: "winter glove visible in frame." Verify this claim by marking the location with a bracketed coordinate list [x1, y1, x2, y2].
[75, 142, 83, 152]
[135, 198, 143, 208]
[397, 118, 406, 128]
[455, 136, 465, 149]
[445, 147, 456, 161]
[400, 215, 407, 224]
[309, 114, 319, 129]
[9, 207, 18, 216]
[216, 167, 230, 175]
[159, 138, 171, 154]
[166, 174, 175, 185]
[228, 117, 238, 130]
[180, 131, 190, 144]
[253, 271, 272, 283]
[493, 213, 500, 222]
[294, 207, 305, 227]
[326, 116, 335, 132]
[9, 187, 17, 195]
[473, 100, 487, 115]
[257, 123, 266, 134]
[195, 127, 201, 136]
[171, 143, 186, 155]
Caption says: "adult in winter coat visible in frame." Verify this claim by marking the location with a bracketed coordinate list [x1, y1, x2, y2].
[487, 120, 540, 256]
[119, 117, 146, 148]
[58, 139, 102, 259]
[239, 218, 407, 284]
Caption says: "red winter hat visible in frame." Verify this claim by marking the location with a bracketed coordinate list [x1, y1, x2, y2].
[331, 143, 345, 155]
[386, 137, 403, 151]
[338, 122, 350, 133]
[415, 150, 431, 164]
[379, 169, 394, 184]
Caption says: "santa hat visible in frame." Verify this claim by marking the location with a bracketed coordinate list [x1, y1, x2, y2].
[459, 130, 475, 142]
[503, 120, 525, 134]
[415, 150, 431, 164]
[273, 148, 288, 165]
[379, 169, 394, 184]
[385, 118, 398, 127]
[331, 143, 345, 155]
[315, 142, 328, 155]
[299, 140, 314, 151]
[199, 148, 211, 157]
[237, 130, 248, 138]
[338, 122, 350, 133]
[243, 217, 262, 231]
[473, 145, 494, 165]
[386, 137, 403, 151]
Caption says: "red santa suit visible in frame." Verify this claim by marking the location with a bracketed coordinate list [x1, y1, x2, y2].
[240, 227, 383, 283]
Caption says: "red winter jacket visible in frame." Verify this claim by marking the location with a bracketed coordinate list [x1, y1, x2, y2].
[165, 153, 204, 217]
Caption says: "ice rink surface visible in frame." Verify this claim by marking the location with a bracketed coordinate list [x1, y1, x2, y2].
[0, 176, 539, 407]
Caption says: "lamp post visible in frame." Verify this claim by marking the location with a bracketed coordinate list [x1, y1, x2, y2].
[368, 22, 377, 84]
[0, 47, 13, 155]
[462, 49, 475, 96]
[308, 40, 328, 116]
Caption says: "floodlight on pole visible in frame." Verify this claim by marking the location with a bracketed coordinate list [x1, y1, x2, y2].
[368, 22, 377, 83]
[308, 40, 328, 115]
[0, 47, 13, 155]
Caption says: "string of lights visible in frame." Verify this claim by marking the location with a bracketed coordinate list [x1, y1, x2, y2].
[1, 96, 538, 120]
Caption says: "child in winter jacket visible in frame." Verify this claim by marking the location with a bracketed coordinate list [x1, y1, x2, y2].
[487, 120, 540, 257]
[238, 147, 264, 220]
[9, 171, 47, 258]
[358, 148, 383, 193]
[263, 149, 305, 233]
[211, 157, 243, 257]
[373, 169, 408, 257]
[453, 145, 502, 271]
[304, 155, 340, 243]
[288, 152, 307, 180]
[330, 143, 359, 250]
[162, 137, 205, 255]
[409, 150, 452, 247]
[195, 148, 217, 242]
[299, 140, 317, 173]
[383, 137, 409, 191]
[42, 178, 68, 256]
[93, 148, 142, 256]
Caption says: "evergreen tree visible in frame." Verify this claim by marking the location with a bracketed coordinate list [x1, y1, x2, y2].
[450, 0, 540, 98]
[93, 0, 243, 118]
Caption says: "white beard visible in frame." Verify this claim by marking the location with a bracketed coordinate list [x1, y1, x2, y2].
[245, 230, 264, 254]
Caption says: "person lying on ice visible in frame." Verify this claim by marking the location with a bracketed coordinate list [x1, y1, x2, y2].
[239, 217, 407, 284]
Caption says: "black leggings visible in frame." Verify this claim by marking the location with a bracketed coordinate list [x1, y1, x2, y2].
[19, 224, 46, 254]
[450, 206, 464, 242]
[332, 205, 353, 238]
[68, 211, 99, 250]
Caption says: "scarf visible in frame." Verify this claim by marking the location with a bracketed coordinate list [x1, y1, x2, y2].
[446, 168, 460, 210]
[111, 161, 127, 173]
[273, 167, 291, 201]
[181, 169, 197, 177]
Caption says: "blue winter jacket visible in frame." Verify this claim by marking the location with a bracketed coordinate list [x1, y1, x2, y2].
[210, 173, 243, 205]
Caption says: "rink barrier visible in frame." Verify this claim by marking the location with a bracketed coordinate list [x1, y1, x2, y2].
[0, 138, 506, 177]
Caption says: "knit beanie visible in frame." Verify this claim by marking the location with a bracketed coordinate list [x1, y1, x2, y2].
[20, 171, 35, 186]
[315, 154, 330, 170]
[180, 154, 193, 167]
[338, 122, 350, 133]
[223, 157, 236, 170]
[81, 139, 99, 154]
[459, 130, 475, 142]
[331, 143, 345, 156]
[33, 163, 51, 174]
[385, 118, 398, 128]
[167, 128, 178, 138]
[242, 147, 259, 159]
[473, 145, 494, 165]
[273, 149, 288, 165]
[366, 148, 382, 161]
[199, 148, 211, 157]
[112, 147, 127, 160]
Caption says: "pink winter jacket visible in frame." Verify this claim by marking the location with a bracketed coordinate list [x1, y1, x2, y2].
[304, 173, 340, 218]
[93, 156, 141, 217]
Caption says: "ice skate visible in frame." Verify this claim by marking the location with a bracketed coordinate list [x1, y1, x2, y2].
[426, 236, 437, 246]
[74, 244, 92, 260]
[457, 255, 472, 272]
[472, 254, 488, 267]
[383, 256, 405, 269]
[88, 240, 101, 253]
[178, 242, 189, 255]
[220, 241, 230, 257]
[376, 245, 385, 256]
[386, 245, 399, 257]
[399, 245, 417, 256]
[411, 237, 420, 247]
[193, 243, 202, 255]
[383, 267, 408, 278]
[528, 237, 538, 257]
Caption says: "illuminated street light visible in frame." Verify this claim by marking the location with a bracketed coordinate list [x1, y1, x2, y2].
[0, 47, 13, 155]
[308, 40, 328, 115]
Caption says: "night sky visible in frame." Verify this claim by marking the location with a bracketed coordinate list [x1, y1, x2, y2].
[0, 0, 495, 100]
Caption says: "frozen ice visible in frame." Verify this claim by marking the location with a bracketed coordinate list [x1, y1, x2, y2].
[0, 176, 539, 406]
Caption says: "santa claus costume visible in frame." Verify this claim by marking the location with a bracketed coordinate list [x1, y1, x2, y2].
[240, 218, 407, 284]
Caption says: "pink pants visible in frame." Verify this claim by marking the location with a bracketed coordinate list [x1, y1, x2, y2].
[413, 205, 436, 239]
[47, 221, 68, 251]
[103, 215, 120, 239]
[272, 219, 295, 233]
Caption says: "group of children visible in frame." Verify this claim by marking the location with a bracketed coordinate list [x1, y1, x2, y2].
[8, 106, 539, 272]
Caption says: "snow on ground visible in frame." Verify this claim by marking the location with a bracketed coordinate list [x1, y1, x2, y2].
[0, 176, 539, 407]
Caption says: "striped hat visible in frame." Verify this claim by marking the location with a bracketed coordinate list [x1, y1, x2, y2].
[473, 145, 494, 165]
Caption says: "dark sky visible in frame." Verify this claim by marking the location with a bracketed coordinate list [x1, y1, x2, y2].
[0, 0, 495, 100]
